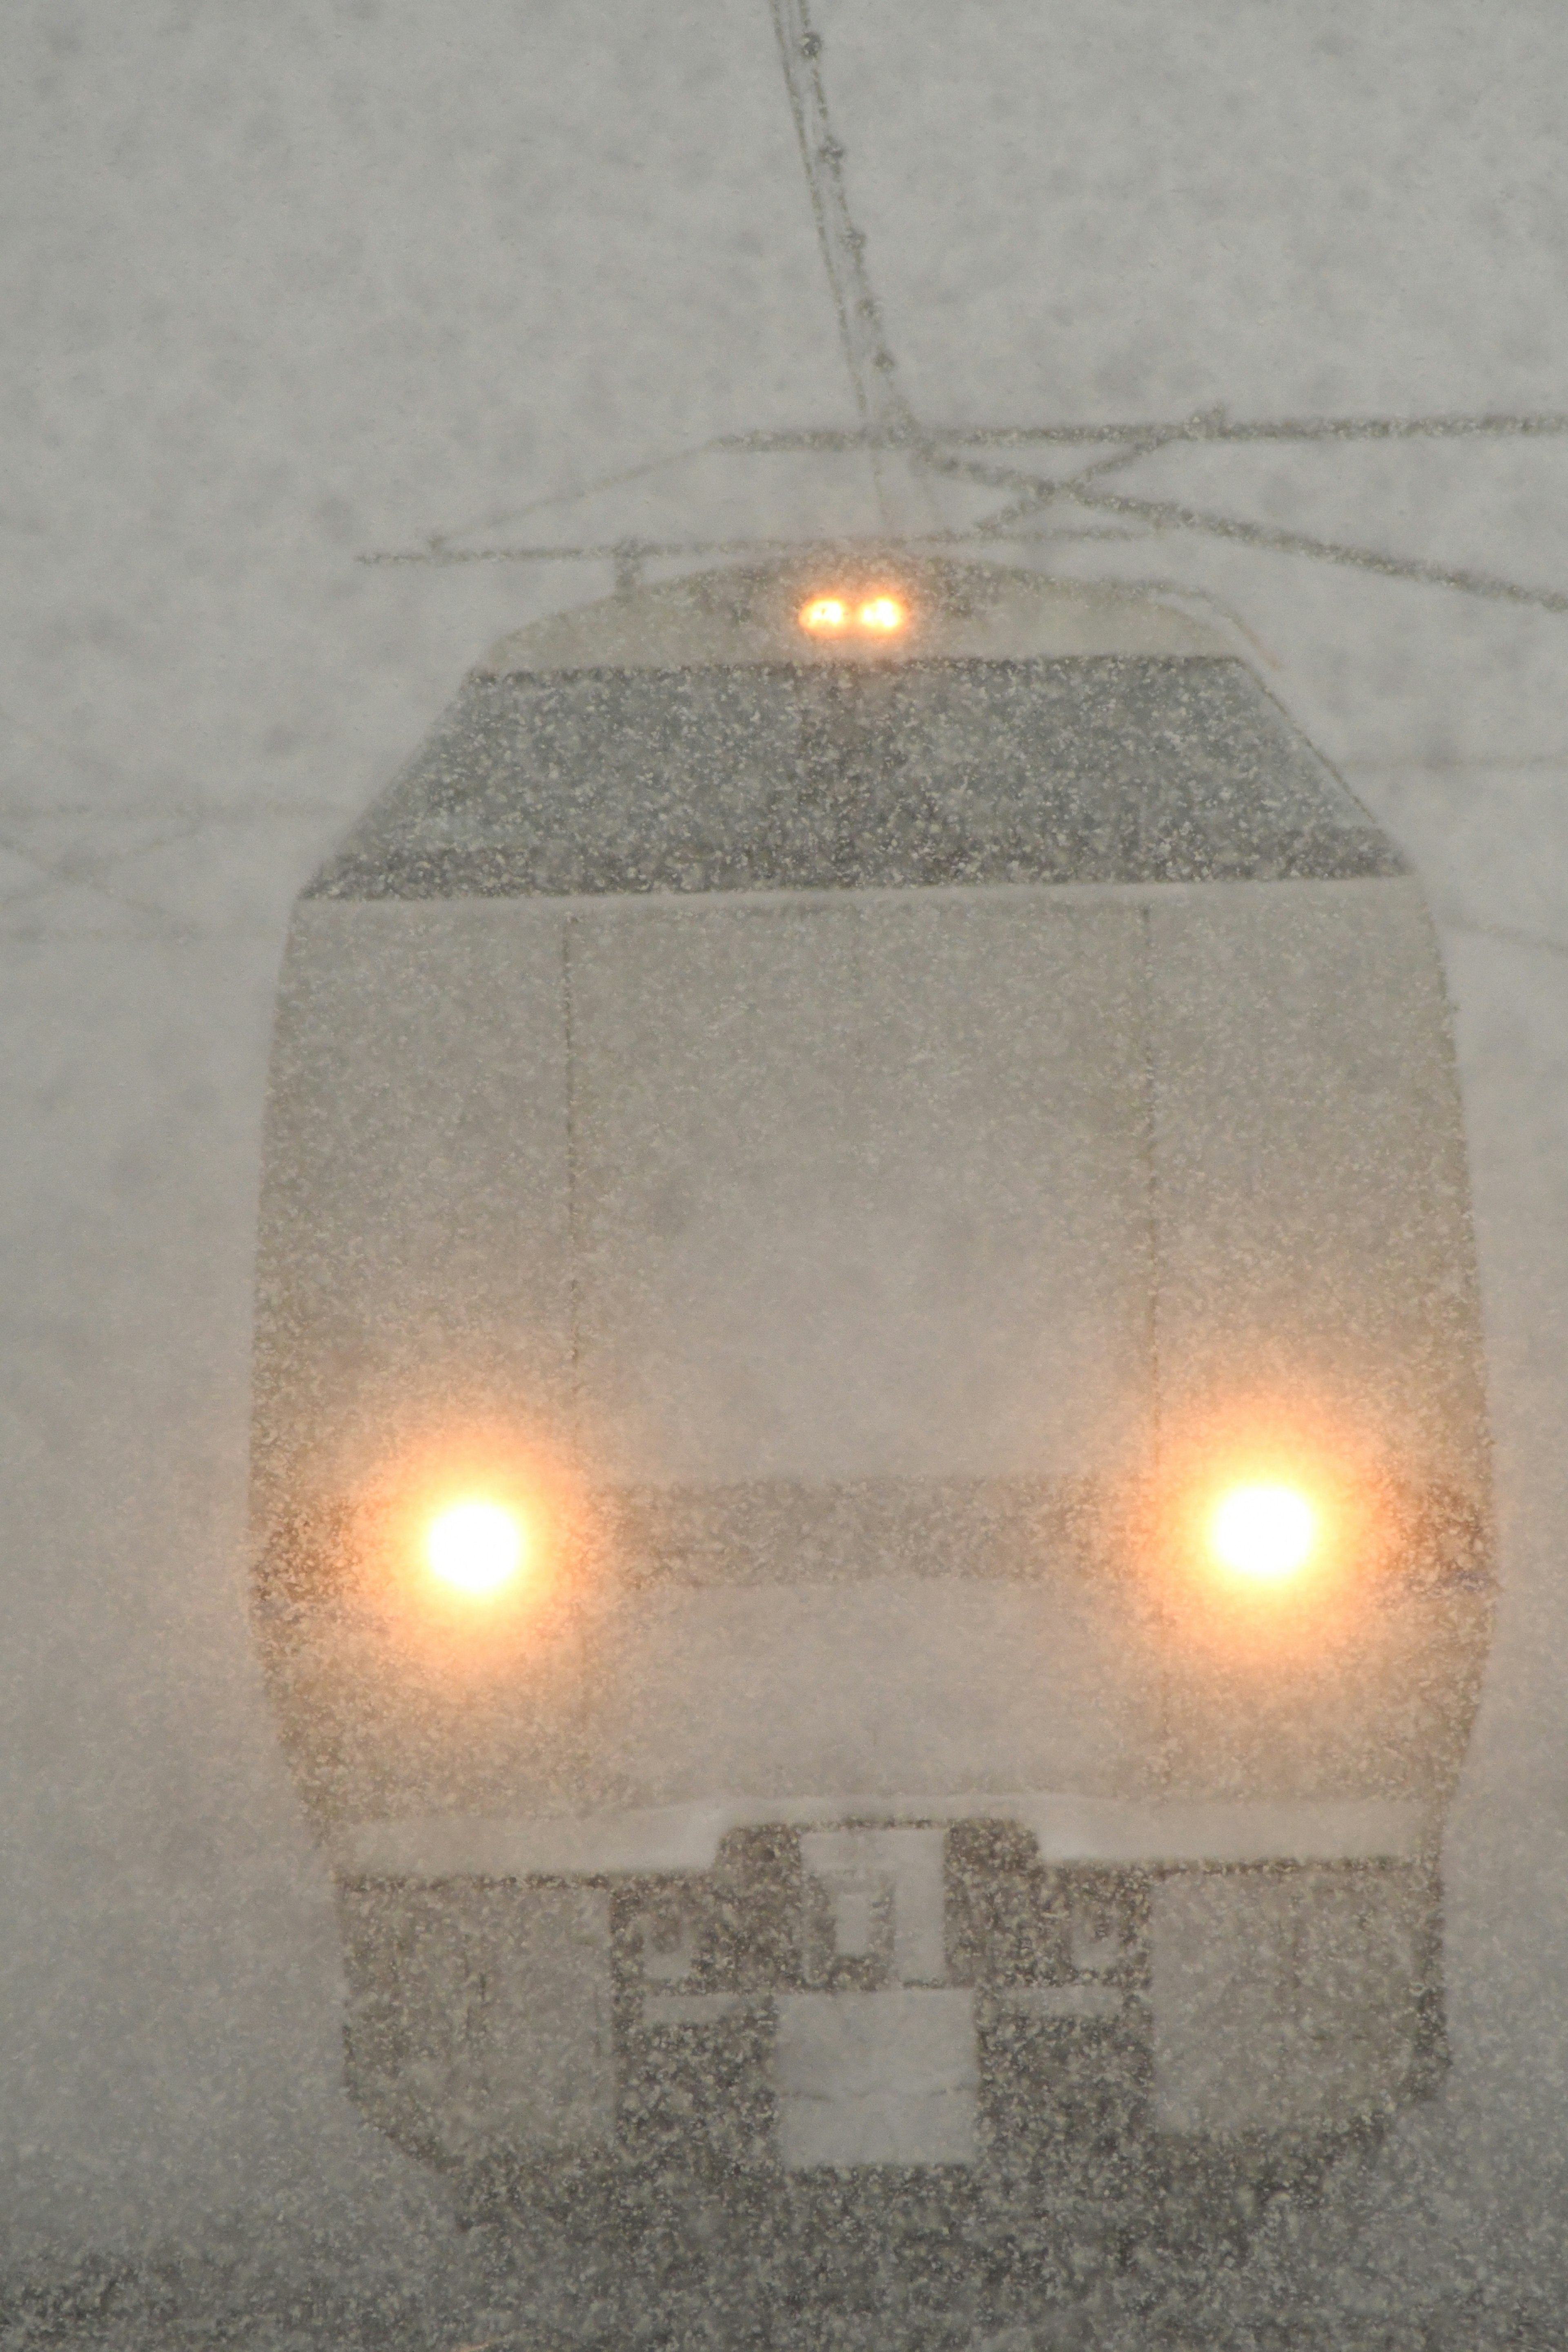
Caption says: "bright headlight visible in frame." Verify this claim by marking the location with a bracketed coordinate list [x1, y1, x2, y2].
[425, 1499, 527, 1597]
[1208, 1482, 1316, 1583]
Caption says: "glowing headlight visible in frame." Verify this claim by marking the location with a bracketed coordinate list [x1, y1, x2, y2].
[425, 1499, 527, 1597]
[857, 595, 905, 631]
[800, 596, 848, 632]
[1208, 1483, 1316, 1583]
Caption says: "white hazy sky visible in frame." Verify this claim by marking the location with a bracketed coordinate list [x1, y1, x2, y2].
[6, 0, 1568, 826]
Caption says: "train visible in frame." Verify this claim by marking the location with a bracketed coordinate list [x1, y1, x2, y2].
[250, 554, 1491, 2277]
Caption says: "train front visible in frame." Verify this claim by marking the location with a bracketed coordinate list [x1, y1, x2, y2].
[250, 559, 1491, 2245]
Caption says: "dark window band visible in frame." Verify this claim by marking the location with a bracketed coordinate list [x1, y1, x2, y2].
[307, 657, 1405, 901]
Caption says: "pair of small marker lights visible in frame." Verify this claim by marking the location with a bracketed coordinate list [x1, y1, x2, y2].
[423, 1481, 1317, 1601]
[799, 593, 906, 635]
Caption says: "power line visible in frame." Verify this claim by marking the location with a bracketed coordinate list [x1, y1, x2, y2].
[767, 0, 922, 462]
[365, 408, 1568, 572]
[356, 0, 1568, 621]
[722, 411, 1568, 451]
[1067, 487, 1568, 615]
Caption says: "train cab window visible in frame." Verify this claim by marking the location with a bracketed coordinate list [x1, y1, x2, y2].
[308, 657, 1404, 902]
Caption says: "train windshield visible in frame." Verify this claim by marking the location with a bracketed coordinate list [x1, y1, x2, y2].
[309, 655, 1404, 900]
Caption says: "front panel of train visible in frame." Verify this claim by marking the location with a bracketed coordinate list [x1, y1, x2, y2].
[249, 564, 1490, 2224]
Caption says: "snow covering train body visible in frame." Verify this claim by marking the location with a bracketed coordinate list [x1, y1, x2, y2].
[251, 558, 1490, 2194]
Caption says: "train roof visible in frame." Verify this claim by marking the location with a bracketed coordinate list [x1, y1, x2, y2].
[308, 559, 1407, 902]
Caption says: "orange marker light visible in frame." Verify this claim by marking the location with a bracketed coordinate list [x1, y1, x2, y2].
[858, 595, 906, 632]
[1208, 1483, 1316, 1584]
[800, 596, 849, 633]
[425, 1499, 527, 1597]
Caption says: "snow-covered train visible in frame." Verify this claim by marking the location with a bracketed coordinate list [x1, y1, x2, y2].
[250, 556, 1490, 2223]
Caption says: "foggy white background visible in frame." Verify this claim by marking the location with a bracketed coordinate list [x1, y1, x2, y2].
[4, 0, 1568, 2324]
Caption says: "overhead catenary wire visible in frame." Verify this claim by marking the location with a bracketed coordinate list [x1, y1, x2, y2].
[359, 490, 1568, 618]
[358, 2, 1568, 620]
[1066, 488, 1568, 615]
[716, 411, 1568, 451]
[367, 407, 1568, 561]
[928, 433, 1568, 612]
[363, 416, 1568, 609]
[767, 0, 925, 510]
